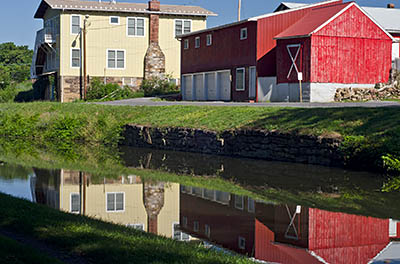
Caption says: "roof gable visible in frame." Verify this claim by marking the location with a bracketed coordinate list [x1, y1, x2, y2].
[275, 2, 393, 41]
[274, 2, 351, 39]
[34, 0, 217, 19]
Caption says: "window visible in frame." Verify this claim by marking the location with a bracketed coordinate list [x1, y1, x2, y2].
[110, 16, 120, 25]
[184, 39, 189, 50]
[240, 28, 248, 40]
[175, 20, 191, 36]
[182, 216, 188, 228]
[193, 221, 199, 232]
[71, 15, 80, 34]
[248, 198, 255, 213]
[71, 48, 80, 68]
[195, 37, 200, 48]
[238, 236, 246, 249]
[236, 68, 245, 91]
[234, 194, 244, 209]
[106, 192, 124, 211]
[127, 17, 145, 36]
[70, 193, 80, 213]
[107, 50, 125, 69]
[205, 224, 210, 238]
[207, 34, 212, 46]
[127, 224, 144, 231]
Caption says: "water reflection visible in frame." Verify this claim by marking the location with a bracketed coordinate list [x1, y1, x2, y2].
[25, 168, 400, 263]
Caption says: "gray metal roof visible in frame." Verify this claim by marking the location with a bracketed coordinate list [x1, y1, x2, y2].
[34, 0, 217, 19]
[371, 242, 400, 263]
[281, 2, 309, 9]
[363, 7, 400, 33]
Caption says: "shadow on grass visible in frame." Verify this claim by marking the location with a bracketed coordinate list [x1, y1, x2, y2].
[0, 193, 249, 264]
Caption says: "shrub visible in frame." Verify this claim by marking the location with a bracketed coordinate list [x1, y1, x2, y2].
[0, 84, 18, 103]
[87, 77, 138, 101]
[140, 77, 178, 97]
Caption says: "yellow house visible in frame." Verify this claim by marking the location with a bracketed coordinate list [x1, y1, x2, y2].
[33, 169, 191, 240]
[31, 0, 216, 102]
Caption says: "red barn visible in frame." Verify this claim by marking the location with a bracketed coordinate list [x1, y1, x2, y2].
[179, 186, 393, 264]
[179, 1, 394, 102]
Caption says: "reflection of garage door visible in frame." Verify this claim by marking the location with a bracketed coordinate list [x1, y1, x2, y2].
[205, 73, 217, 100]
[182, 75, 193, 100]
[218, 71, 231, 101]
[194, 74, 205, 100]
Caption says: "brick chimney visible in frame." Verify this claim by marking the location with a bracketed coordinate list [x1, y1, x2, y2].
[144, 0, 166, 80]
[387, 3, 395, 8]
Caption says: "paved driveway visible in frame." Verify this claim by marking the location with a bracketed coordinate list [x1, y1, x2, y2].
[96, 97, 400, 108]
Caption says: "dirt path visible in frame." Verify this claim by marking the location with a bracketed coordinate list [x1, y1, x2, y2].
[0, 229, 89, 264]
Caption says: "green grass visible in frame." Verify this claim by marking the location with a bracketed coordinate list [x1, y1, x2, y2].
[0, 193, 252, 264]
[0, 234, 65, 264]
[0, 102, 399, 172]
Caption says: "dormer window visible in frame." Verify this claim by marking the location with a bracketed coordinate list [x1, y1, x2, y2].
[240, 28, 248, 40]
[110, 16, 120, 25]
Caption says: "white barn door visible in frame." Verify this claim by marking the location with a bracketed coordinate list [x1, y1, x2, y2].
[218, 71, 231, 101]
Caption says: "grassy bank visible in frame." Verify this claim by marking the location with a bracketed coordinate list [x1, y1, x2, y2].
[0, 234, 64, 264]
[0, 193, 251, 264]
[0, 102, 399, 172]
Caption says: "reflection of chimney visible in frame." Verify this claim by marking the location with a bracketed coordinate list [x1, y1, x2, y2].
[143, 182, 165, 234]
[387, 3, 395, 8]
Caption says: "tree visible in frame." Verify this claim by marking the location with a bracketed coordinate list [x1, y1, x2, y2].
[0, 42, 33, 86]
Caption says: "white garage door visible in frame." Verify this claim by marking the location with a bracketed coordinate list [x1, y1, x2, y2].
[194, 74, 205, 100]
[218, 71, 231, 101]
[182, 75, 193, 100]
[205, 73, 217, 100]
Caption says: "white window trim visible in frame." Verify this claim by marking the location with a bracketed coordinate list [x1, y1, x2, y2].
[238, 236, 246, 249]
[70, 14, 81, 35]
[193, 221, 199, 232]
[70, 48, 80, 68]
[126, 17, 146, 37]
[106, 49, 126, 70]
[184, 39, 189, 50]
[247, 198, 255, 213]
[206, 34, 212, 46]
[240, 27, 248, 40]
[182, 216, 188, 227]
[205, 224, 211, 238]
[236, 68, 246, 91]
[106, 192, 125, 212]
[70, 193, 80, 214]
[110, 16, 120, 25]
[174, 19, 192, 37]
[195, 37, 200, 48]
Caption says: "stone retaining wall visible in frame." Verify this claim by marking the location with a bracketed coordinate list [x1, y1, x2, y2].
[121, 125, 344, 167]
[334, 86, 400, 102]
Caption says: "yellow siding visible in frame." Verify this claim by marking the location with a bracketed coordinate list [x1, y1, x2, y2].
[157, 183, 180, 238]
[59, 11, 206, 78]
[159, 16, 206, 79]
[60, 181, 180, 237]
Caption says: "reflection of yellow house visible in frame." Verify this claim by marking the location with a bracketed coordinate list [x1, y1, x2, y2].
[31, 0, 216, 102]
[37, 169, 183, 239]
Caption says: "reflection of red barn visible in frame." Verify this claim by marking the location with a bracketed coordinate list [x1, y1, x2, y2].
[180, 1, 393, 102]
[180, 187, 392, 263]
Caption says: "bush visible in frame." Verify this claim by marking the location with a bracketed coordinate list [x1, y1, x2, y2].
[140, 77, 178, 97]
[87, 77, 138, 101]
[0, 84, 18, 103]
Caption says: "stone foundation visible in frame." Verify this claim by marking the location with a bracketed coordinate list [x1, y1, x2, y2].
[61, 75, 144, 102]
[121, 125, 344, 167]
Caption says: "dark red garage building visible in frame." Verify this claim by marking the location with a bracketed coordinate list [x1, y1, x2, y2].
[179, 1, 394, 102]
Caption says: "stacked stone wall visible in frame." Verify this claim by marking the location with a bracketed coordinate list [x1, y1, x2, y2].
[121, 125, 344, 167]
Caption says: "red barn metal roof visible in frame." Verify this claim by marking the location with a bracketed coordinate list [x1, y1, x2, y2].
[275, 2, 394, 40]
[275, 2, 353, 39]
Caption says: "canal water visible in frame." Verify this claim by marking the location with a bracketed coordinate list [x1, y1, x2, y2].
[0, 147, 399, 264]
